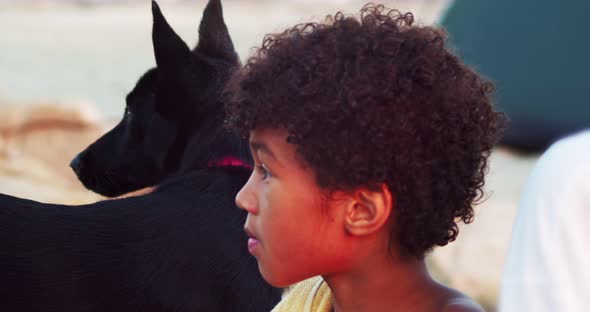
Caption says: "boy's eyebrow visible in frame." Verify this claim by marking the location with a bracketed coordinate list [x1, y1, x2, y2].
[250, 140, 281, 165]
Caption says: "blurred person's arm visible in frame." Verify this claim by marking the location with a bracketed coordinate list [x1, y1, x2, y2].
[499, 130, 590, 312]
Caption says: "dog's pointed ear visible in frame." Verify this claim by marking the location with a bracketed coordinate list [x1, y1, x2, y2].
[152, 0, 191, 71]
[195, 0, 238, 63]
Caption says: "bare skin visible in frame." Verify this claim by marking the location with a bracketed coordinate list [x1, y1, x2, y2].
[325, 251, 483, 312]
[237, 128, 483, 312]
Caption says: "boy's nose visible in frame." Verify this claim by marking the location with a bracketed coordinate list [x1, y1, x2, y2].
[235, 186, 258, 214]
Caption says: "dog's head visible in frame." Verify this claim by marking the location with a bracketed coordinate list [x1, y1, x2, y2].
[71, 0, 240, 197]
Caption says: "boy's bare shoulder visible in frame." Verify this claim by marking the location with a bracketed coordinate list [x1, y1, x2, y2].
[440, 296, 484, 312]
[433, 284, 484, 312]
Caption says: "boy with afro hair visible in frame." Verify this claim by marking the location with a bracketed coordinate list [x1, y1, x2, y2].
[226, 4, 505, 312]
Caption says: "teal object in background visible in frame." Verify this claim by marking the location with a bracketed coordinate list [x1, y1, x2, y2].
[442, 0, 590, 152]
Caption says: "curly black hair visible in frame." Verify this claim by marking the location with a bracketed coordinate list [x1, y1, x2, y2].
[225, 4, 506, 260]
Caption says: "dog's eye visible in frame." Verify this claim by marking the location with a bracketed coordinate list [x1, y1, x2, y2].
[125, 110, 132, 122]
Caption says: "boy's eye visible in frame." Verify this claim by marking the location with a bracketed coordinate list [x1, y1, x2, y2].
[256, 165, 271, 180]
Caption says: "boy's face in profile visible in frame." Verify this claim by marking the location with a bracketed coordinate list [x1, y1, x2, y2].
[236, 128, 358, 287]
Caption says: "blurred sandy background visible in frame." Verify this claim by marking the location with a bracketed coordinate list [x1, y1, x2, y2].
[0, 1, 537, 310]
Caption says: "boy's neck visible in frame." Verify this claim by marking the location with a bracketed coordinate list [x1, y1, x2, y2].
[324, 255, 445, 312]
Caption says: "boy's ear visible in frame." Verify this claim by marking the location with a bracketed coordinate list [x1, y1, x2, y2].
[344, 184, 393, 237]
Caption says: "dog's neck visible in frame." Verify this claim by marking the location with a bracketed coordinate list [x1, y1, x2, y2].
[173, 116, 252, 175]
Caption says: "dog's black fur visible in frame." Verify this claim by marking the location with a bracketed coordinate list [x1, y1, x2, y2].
[71, 0, 247, 198]
[0, 1, 281, 311]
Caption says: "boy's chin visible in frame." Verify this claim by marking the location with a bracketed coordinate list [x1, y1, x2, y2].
[259, 264, 310, 288]
[259, 269, 290, 288]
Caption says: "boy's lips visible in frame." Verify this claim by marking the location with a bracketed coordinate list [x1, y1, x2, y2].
[244, 227, 260, 254]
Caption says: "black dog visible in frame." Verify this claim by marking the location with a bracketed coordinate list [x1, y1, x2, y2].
[0, 1, 281, 311]
[71, 0, 246, 198]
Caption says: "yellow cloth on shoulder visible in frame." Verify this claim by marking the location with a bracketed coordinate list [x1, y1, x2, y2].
[272, 276, 333, 312]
